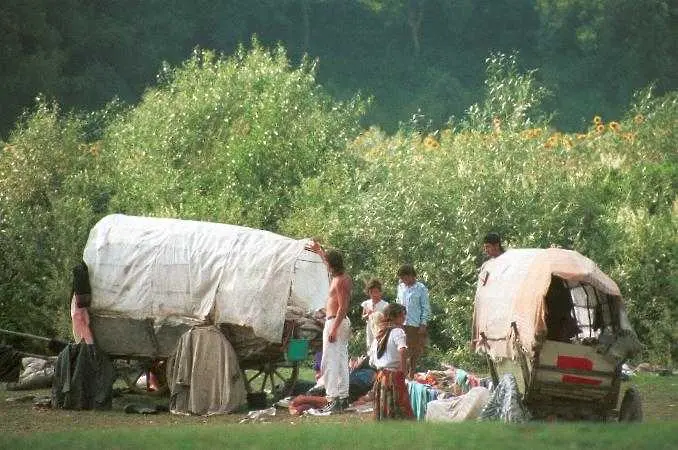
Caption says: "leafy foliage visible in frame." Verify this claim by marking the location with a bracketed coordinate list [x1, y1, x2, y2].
[1, 48, 675, 368]
[1, 1, 676, 137]
[282, 58, 678, 366]
[0, 100, 108, 338]
[0, 42, 364, 339]
[101, 42, 365, 229]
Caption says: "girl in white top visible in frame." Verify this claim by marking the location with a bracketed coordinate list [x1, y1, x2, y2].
[371, 302, 414, 420]
[361, 278, 389, 352]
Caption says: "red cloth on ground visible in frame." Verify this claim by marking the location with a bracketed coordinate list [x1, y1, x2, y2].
[288, 395, 328, 415]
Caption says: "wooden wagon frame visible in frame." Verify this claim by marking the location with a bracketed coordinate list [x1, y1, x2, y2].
[79, 214, 329, 400]
[473, 248, 643, 421]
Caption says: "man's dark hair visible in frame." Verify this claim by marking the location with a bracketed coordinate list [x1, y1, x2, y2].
[325, 249, 345, 273]
[397, 263, 416, 278]
[484, 231, 502, 245]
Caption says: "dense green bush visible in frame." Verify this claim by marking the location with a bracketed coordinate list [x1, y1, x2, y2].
[101, 42, 366, 230]
[282, 60, 677, 367]
[1, 47, 675, 368]
[0, 100, 106, 339]
[0, 42, 366, 340]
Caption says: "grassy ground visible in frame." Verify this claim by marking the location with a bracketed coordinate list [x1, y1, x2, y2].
[0, 373, 675, 448]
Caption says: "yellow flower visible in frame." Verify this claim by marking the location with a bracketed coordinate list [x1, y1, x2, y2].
[423, 135, 440, 149]
[575, 133, 587, 140]
[521, 128, 542, 139]
[492, 116, 502, 133]
[440, 129, 453, 141]
[544, 134, 559, 148]
[623, 132, 635, 143]
[608, 121, 621, 132]
[89, 142, 101, 156]
[596, 124, 605, 134]
[593, 116, 603, 125]
[634, 114, 644, 124]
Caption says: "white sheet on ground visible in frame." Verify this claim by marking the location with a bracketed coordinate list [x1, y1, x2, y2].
[425, 387, 490, 422]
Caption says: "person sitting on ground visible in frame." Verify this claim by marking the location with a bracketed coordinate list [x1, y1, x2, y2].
[305, 354, 376, 403]
[361, 278, 389, 352]
[371, 303, 414, 420]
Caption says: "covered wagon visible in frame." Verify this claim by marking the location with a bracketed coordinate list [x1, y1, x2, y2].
[81, 214, 329, 412]
[472, 248, 643, 421]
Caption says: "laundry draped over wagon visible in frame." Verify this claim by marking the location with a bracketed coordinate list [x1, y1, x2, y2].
[168, 326, 246, 416]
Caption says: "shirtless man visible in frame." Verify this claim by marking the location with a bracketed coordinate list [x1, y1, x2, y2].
[308, 240, 352, 412]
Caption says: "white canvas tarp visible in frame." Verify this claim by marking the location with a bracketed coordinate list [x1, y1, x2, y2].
[83, 214, 328, 346]
[472, 248, 624, 359]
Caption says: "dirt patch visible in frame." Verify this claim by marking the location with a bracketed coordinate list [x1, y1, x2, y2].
[0, 387, 370, 436]
[2, 374, 676, 435]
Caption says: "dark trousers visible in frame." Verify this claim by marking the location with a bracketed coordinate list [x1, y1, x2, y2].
[404, 325, 427, 377]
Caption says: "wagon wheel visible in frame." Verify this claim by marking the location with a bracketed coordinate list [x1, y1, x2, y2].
[244, 361, 299, 400]
[619, 386, 643, 422]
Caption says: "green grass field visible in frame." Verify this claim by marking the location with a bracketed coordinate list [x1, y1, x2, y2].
[1, 373, 676, 449]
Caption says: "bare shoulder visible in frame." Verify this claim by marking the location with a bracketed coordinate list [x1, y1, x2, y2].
[338, 273, 352, 289]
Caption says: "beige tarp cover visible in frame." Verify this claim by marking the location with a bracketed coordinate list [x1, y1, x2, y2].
[472, 248, 622, 359]
[83, 214, 329, 347]
[168, 326, 246, 415]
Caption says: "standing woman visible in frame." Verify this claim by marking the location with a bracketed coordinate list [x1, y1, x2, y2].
[371, 303, 414, 420]
[361, 278, 389, 352]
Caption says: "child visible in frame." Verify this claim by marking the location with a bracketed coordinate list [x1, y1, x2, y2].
[371, 303, 414, 420]
[361, 278, 389, 352]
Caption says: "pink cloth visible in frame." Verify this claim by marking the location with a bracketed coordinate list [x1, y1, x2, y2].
[71, 296, 94, 344]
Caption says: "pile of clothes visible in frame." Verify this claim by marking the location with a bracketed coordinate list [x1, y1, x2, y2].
[412, 365, 485, 397]
[5, 356, 56, 391]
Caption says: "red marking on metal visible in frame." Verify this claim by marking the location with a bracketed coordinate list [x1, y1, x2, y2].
[562, 374, 602, 386]
[557, 355, 593, 371]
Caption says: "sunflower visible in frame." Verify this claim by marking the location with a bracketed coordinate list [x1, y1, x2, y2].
[596, 124, 605, 134]
[544, 134, 558, 148]
[90, 142, 101, 156]
[492, 116, 502, 133]
[608, 121, 621, 132]
[634, 114, 644, 124]
[521, 128, 543, 139]
[593, 115, 603, 125]
[423, 135, 439, 149]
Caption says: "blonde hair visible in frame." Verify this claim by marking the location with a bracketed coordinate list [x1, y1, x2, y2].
[370, 311, 385, 336]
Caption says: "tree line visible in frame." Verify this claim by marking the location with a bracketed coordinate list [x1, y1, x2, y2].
[1, 0, 677, 138]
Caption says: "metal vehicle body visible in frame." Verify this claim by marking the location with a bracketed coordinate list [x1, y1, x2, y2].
[472, 248, 642, 421]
